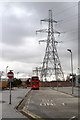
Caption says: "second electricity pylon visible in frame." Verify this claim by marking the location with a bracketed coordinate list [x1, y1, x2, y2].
[36, 10, 64, 81]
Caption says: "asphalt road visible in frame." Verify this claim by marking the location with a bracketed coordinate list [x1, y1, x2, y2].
[24, 87, 79, 119]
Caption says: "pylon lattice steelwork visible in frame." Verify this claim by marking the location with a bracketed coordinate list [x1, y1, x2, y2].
[36, 10, 64, 81]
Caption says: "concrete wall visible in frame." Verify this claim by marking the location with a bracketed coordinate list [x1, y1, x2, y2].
[41, 81, 71, 87]
[0, 81, 8, 88]
[76, 75, 80, 87]
[0, 81, 71, 88]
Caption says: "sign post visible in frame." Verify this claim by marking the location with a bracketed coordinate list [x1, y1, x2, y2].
[7, 70, 14, 104]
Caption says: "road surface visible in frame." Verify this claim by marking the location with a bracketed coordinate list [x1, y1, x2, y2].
[24, 87, 78, 119]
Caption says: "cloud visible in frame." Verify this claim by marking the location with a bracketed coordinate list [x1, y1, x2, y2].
[0, 2, 78, 77]
[2, 3, 39, 46]
[2, 37, 45, 64]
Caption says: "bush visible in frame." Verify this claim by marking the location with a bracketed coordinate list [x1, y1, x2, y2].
[7, 78, 22, 87]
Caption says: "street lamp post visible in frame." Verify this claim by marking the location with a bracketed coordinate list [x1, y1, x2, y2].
[17, 72, 19, 79]
[78, 68, 80, 75]
[0, 71, 4, 81]
[6, 66, 9, 85]
[67, 49, 74, 94]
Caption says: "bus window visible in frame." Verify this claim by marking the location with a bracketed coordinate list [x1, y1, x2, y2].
[32, 77, 38, 80]
[32, 82, 38, 84]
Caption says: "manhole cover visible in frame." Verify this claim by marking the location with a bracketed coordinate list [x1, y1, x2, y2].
[0, 101, 6, 103]
[17, 97, 23, 99]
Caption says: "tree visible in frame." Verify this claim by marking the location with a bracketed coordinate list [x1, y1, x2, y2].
[27, 78, 31, 85]
[7, 78, 22, 87]
[66, 75, 70, 81]
[13, 78, 22, 87]
[78, 77, 80, 83]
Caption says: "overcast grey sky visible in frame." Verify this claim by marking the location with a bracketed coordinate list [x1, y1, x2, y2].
[0, 2, 78, 78]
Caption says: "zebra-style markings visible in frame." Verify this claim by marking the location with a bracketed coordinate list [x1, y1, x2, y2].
[40, 99, 67, 107]
[40, 99, 56, 106]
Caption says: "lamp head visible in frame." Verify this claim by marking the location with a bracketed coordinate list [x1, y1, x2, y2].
[67, 49, 71, 53]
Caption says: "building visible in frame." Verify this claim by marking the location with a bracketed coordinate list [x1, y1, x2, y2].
[76, 75, 80, 87]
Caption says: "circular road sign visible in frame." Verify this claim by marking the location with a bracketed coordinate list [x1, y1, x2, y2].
[7, 71, 14, 79]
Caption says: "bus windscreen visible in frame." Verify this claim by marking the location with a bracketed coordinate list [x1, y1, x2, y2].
[32, 77, 38, 80]
[32, 82, 38, 84]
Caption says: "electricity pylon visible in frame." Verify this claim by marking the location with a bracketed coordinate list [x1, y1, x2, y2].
[36, 10, 64, 81]
[33, 67, 41, 76]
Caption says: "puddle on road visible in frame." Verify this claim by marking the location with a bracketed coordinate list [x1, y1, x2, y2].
[17, 97, 23, 99]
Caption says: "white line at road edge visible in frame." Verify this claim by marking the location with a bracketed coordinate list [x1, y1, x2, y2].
[69, 116, 76, 120]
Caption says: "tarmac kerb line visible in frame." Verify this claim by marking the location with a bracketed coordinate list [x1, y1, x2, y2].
[51, 88, 75, 97]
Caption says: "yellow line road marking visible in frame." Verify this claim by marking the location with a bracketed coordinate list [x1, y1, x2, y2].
[22, 109, 41, 119]
[31, 112, 41, 118]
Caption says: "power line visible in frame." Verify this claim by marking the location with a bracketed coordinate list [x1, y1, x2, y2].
[63, 38, 78, 43]
[54, 4, 78, 17]
[57, 33, 78, 43]
[64, 31, 78, 35]
[56, 22, 78, 32]
[57, 14, 78, 25]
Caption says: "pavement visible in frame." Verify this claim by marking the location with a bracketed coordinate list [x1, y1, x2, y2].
[52, 87, 80, 97]
[0, 87, 31, 120]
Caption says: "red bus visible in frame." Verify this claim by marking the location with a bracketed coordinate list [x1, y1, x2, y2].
[31, 76, 39, 90]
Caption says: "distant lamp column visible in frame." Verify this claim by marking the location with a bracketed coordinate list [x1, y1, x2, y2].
[67, 49, 74, 94]
[6, 66, 9, 82]
[33, 67, 38, 76]
[0, 71, 4, 81]
[17, 72, 19, 79]
[78, 68, 80, 75]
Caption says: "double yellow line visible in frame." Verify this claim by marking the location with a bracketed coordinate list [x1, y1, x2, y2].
[21, 109, 44, 120]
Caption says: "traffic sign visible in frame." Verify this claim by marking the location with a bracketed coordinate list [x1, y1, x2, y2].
[7, 71, 14, 79]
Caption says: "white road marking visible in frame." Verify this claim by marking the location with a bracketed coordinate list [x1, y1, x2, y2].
[47, 103, 49, 106]
[69, 116, 76, 120]
[62, 103, 65, 106]
[50, 103, 54, 106]
[40, 99, 56, 106]
[40, 103, 42, 106]
[44, 103, 46, 106]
